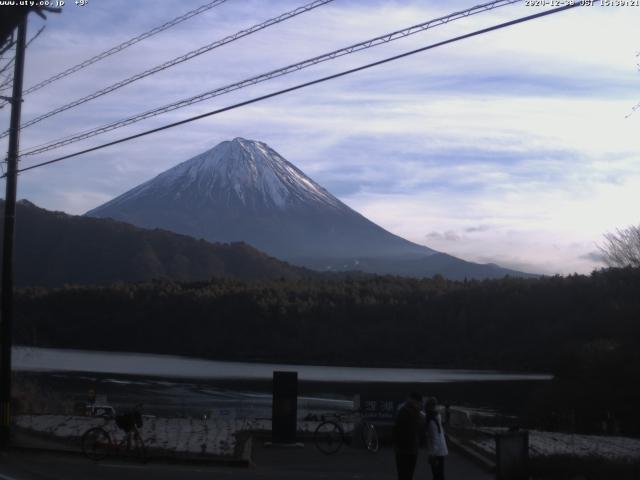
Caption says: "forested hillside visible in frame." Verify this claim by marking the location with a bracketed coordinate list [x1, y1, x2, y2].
[0, 200, 309, 286]
[15, 267, 639, 372]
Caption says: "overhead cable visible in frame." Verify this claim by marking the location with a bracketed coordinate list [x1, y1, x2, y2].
[0, 26, 45, 80]
[19, 0, 524, 155]
[6, 0, 231, 103]
[12, 3, 582, 176]
[0, 26, 47, 102]
[0, 0, 335, 137]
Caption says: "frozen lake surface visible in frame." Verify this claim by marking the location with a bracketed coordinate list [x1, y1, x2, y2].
[13, 347, 551, 383]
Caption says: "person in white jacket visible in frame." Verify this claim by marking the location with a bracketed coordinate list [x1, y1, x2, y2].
[424, 397, 448, 480]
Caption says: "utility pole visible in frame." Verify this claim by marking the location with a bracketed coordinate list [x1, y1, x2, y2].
[0, 16, 28, 448]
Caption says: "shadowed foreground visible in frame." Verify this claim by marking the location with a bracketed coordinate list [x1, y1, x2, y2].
[1, 442, 492, 479]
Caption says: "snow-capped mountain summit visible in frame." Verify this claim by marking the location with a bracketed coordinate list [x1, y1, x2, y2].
[102, 138, 342, 212]
[87, 138, 434, 260]
[87, 138, 530, 279]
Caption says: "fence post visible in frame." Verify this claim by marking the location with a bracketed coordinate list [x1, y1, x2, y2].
[271, 371, 298, 445]
[495, 429, 529, 480]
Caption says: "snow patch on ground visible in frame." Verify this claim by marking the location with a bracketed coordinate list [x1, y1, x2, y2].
[14, 414, 352, 458]
[15, 414, 245, 457]
[470, 428, 640, 462]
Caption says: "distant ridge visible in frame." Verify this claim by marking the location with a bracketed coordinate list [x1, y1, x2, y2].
[1, 199, 308, 287]
[87, 138, 534, 280]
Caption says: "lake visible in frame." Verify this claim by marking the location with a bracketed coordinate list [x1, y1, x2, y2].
[13, 346, 551, 383]
[13, 347, 552, 419]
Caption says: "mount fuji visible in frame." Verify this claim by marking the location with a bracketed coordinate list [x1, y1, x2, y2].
[87, 138, 530, 279]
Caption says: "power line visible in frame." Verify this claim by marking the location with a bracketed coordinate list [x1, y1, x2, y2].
[0, 40, 14, 58]
[0, 69, 13, 92]
[0, 0, 335, 138]
[0, 27, 44, 81]
[0, 26, 46, 101]
[0, 0, 230, 107]
[0, 78, 14, 93]
[26, 25, 46, 48]
[11, 3, 582, 177]
[19, 0, 524, 156]
[0, 28, 14, 56]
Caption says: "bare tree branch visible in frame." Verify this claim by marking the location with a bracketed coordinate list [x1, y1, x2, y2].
[598, 225, 640, 268]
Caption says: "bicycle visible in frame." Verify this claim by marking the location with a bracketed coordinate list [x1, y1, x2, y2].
[314, 411, 379, 455]
[81, 404, 148, 462]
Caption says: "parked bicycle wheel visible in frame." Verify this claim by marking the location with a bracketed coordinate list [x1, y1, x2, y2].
[82, 427, 111, 460]
[314, 421, 344, 455]
[361, 421, 379, 453]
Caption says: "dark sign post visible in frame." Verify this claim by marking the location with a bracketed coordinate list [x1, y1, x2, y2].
[495, 429, 529, 480]
[271, 371, 297, 444]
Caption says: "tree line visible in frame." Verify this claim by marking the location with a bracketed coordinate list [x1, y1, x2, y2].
[13, 267, 640, 433]
[14, 267, 639, 372]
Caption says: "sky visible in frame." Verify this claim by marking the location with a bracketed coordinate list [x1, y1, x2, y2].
[1, 0, 638, 275]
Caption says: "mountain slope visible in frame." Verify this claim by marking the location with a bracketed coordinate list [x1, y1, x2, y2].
[87, 137, 434, 260]
[87, 138, 533, 279]
[1, 200, 308, 287]
[299, 253, 531, 281]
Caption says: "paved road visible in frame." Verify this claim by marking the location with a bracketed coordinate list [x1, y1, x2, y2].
[0, 443, 493, 480]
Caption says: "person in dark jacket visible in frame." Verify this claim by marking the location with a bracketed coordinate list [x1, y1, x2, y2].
[393, 391, 424, 480]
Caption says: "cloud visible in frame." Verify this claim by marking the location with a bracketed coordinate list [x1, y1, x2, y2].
[579, 251, 607, 264]
[464, 225, 492, 233]
[425, 230, 462, 242]
[1, 1, 638, 275]
[343, 171, 640, 275]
